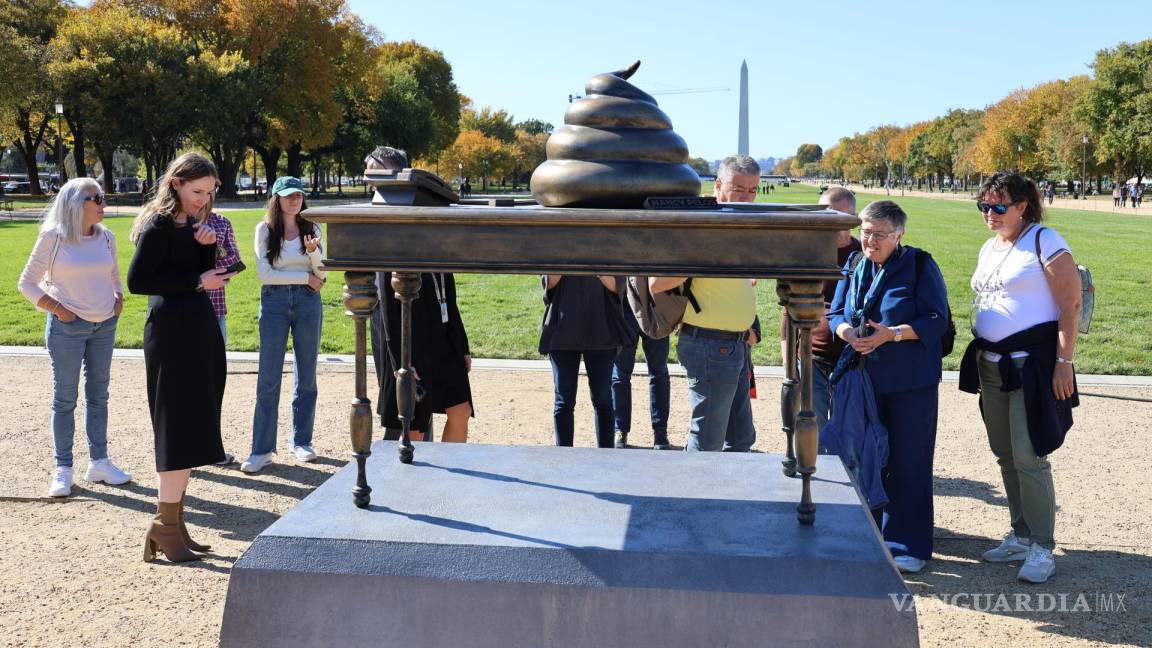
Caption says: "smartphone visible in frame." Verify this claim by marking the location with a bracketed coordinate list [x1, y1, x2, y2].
[223, 260, 246, 274]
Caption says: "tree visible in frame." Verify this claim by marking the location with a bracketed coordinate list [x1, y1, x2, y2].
[508, 129, 548, 190]
[0, 0, 71, 195]
[687, 156, 712, 176]
[461, 105, 517, 144]
[437, 130, 511, 191]
[1078, 40, 1152, 185]
[516, 118, 553, 136]
[795, 143, 823, 165]
[772, 157, 793, 176]
[376, 40, 461, 155]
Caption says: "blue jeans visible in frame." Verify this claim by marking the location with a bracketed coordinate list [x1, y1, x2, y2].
[251, 285, 322, 455]
[44, 314, 118, 467]
[217, 315, 227, 346]
[677, 332, 756, 452]
[549, 349, 617, 448]
[611, 334, 670, 443]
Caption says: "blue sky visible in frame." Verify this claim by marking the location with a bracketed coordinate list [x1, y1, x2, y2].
[350, 0, 1149, 161]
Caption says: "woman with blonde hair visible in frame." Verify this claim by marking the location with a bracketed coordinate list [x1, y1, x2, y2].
[127, 152, 235, 563]
[18, 178, 130, 497]
[240, 177, 327, 473]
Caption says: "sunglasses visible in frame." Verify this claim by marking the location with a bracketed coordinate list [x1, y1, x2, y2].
[976, 201, 1012, 215]
[83, 194, 106, 205]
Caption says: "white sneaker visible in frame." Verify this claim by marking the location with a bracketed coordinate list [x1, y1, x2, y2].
[983, 531, 1032, 563]
[84, 458, 132, 485]
[215, 452, 236, 466]
[292, 445, 318, 462]
[48, 467, 73, 498]
[1018, 543, 1056, 583]
[240, 452, 275, 474]
[893, 555, 926, 573]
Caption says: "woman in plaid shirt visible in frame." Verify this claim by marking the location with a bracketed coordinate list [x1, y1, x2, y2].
[203, 212, 240, 343]
[202, 211, 240, 466]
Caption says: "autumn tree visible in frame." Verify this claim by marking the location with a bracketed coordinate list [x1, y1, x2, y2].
[438, 130, 510, 191]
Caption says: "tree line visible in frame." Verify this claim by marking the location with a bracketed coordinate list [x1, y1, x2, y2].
[0, 0, 553, 197]
[773, 39, 1152, 193]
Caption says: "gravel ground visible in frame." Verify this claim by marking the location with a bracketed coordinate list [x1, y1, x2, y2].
[0, 356, 1149, 647]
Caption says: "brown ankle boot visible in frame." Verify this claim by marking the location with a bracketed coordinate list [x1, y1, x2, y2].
[143, 501, 200, 563]
[179, 493, 211, 553]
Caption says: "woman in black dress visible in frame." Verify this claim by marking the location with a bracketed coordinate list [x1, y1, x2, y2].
[127, 152, 235, 563]
[378, 272, 473, 442]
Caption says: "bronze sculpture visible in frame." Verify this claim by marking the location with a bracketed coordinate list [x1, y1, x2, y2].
[531, 61, 701, 208]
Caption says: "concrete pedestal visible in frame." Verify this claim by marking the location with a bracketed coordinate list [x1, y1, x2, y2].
[220, 442, 918, 647]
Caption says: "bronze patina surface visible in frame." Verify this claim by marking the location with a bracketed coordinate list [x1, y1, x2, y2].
[531, 61, 700, 208]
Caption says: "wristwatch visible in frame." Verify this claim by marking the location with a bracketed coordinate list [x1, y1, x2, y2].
[892, 325, 904, 342]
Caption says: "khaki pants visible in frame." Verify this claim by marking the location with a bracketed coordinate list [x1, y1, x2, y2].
[978, 356, 1057, 548]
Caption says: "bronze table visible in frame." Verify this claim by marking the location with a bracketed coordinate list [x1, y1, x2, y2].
[305, 202, 857, 524]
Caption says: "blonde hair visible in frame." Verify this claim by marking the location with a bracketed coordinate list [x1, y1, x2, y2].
[40, 178, 103, 244]
[130, 152, 218, 242]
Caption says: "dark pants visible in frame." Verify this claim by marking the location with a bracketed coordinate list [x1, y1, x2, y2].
[611, 334, 671, 444]
[871, 384, 939, 560]
[549, 349, 617, 448]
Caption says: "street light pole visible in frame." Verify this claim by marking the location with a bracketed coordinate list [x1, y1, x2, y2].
[54, 100, 64, 191]
[252, 148, 259, 202]
[1081, 134, 1089, 200]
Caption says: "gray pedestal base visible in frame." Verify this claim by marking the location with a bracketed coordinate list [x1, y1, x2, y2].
[220, 442, 918, 647]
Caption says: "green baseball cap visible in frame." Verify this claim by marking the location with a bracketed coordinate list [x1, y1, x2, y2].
[272, 176, 305, 196]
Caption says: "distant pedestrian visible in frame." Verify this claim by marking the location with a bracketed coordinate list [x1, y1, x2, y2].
[1112, 184, 1122, 207]
[1121, 183, 1129, 207]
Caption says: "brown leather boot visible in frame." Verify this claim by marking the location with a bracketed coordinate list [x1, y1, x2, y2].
[179, 493, 211, 553]
[143, 501, 200, 563]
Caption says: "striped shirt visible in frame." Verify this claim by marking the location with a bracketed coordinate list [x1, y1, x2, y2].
[203, 212, 240, 317]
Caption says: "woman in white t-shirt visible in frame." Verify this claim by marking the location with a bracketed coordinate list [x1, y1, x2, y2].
[241, 176, 327, 474]
[18, 178, 131, 497]
[961, 172, 1082, 585]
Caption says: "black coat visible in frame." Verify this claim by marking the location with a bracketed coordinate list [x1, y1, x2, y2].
[538, 275, 632, 354]
[127, 216, 226, 471]
[377, 272, 473, 428]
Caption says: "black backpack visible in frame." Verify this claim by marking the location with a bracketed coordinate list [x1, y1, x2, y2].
[914, 250, 956, 357]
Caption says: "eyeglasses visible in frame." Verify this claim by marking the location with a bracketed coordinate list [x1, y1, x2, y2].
[977, 201, 1012, 215]
[860, 228, 896, 241]
[83, 194, 105, 205]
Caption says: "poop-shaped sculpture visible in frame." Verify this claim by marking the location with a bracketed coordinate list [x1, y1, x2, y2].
[531, 61, 701, 208]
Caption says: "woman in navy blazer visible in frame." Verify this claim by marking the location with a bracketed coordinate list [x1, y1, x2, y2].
[827, 200, 950, 574]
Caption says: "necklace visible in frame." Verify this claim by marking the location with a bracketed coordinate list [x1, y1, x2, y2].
[973, 224, 1035, 296]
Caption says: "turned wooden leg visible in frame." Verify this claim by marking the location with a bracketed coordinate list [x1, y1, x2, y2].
[776, 281, 799, 477]
[786, 280, 823, 525]
[343, 272, 378, 508]
[391, 272, 422, 464]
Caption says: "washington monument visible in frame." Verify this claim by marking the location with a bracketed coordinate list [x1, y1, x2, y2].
[738, 60, 749, 155]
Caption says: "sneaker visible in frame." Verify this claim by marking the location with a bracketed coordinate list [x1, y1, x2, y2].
[1018, 543, 1056, 583]
[893, 555, 926, 574]
[614, 431, 628, 449]
[292, 445, 318, 462]
[215, 452, 236, 466]
[48, 467, 73, 498]
[84, 458, 132, 485]
[240, 452, 275, 473]
[982, 531, 1032, 563]
[653, 442, 672, 450]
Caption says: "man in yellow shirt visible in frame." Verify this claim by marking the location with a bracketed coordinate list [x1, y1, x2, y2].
[650, 155, 760, 451]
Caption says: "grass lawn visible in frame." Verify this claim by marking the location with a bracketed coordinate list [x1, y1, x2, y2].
[2, 184, 1148, 374]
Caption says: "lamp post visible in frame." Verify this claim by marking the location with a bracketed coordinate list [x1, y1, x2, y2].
[1016, 143, 1023, 175]
[252, 148, 259, 202]
[54, 100, 64, 191]
[1081, 134, 1089, 200]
